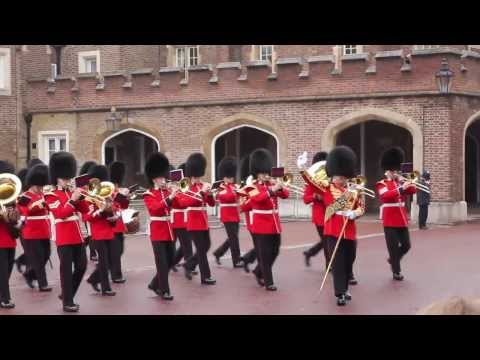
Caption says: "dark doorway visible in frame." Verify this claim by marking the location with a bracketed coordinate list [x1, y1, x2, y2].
[104, 131, 158, 187]
[465, 121, 480, 207]
[336, 120, 413, 213]
[214, 126, 277, 182]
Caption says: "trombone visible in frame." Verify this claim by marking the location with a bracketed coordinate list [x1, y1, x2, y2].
[276, 173, 304, 196]
[77, 178, 116, 209]
[169, 177, 203, 201]
[0, 173, 22, 214]
[346, 176, 376, 198]
[397, 171, 431, 194]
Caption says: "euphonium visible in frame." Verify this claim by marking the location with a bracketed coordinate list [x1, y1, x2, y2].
[0, 173, 22, 213]
[300, 160, 330, 191]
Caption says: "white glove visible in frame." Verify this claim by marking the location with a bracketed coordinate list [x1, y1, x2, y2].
[346, 210, 357, 220]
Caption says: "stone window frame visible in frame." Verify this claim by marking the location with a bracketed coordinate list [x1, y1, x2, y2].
[0, 47, 11, 96]
[343, 45, 363, 55]
[175, 45, 200, 68]
[250, 45, 275, 62]
[78, 50, 101, 74]
[413, 45, 441, 50]
[38, 130, 69, 164]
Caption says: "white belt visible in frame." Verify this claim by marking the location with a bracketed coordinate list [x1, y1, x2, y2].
[219, 203, 238, 207]
[55, 215, 80, 224]
[26, 215, 50, 220]
[150, 216, 170, 222]
[335, 211, 350, 217]
[250, 209, 278, 224]
[187, 207, 207, 211]
[170, 209, 187, 223]
[379, 202, 405, 220]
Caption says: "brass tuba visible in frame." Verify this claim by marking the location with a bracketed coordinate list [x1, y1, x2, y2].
[0, 173, 22, 213]
[300, 160, 330, 192]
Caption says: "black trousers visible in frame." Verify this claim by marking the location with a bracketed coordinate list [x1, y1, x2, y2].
[57, 244, 87, 306]
[418, 205, 429, 228]
[87, 240, 114, 292]
[213, 222, 241, 265]
[0, 248, 15, 302]
[149, 241, 175, 294]
[109, 233, 124, 280]
[384, 227, 411, 274]
[253, 233, 281, 287]
[305, 226, 330, 266]
[23, 239, 51, 288]
[326, 236, 356, 297]
[184, 230, 212, 281]
[172, 228, 193, 267]
[242, 247, 257, 265]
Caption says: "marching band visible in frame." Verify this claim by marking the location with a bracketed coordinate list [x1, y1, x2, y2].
[0, 143, 427, 312]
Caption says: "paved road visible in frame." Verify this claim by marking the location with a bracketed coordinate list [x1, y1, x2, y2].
[2, 218, 478, 315]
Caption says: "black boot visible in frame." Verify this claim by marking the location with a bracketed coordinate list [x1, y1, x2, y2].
[86, 278, 100, 292]
[393, 272, 404, 281]
[348, 275, 358, 286]
[201, 277, 216, 285]
[303, 251, 311, 267]
[148, 283, 161, 296]
[183, 265, 193, 280]
[161, 292, 174, 301]
[63, 304, 79, 313]
[39, 286, 53, 292]
[214, 255, 221, 265]
[0, 300, 15, 309]
[337, 294, 347, 306]
[345, 292, 352, 301]
[266, 284, 277, 291]
[102, 290, 116, 296]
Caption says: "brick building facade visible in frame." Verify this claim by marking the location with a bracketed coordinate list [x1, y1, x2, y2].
[2, 45, 480, 224]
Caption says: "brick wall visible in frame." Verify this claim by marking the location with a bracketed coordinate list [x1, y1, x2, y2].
[61, 45, 122, 75]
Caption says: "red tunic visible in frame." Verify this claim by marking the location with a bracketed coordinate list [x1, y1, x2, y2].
[248, 181, 289, 235]
[319, 184, 365, 241]
[239, 198, 253, 233]
[84, 202, 117, 241]
[216, 183, 240, 223]
[0, 220, 16, 248]
[303, 184, 326, 227]
[18, 190, 51, 240]
[112, 188, 129, 234]
[143, 188, 174, 241]
[45, 187, 90, 246]
[376, 179, 416, 228]
[170, 192, 188, 229]
[181, 182, 216, 231]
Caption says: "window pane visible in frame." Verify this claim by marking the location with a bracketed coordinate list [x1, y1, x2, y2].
[0, 55, 5, 89]
[48, 139, 56, 151]
[90, 60, 97, 73]
[176, 48, 185, 67]
[60, 138, 66, 151]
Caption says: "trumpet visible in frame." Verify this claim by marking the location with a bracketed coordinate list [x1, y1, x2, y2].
[346, 175, 376, 198]
[276, 173, 304, 196]
[0, 173, 22, 214]
[397, 171, 431, 194]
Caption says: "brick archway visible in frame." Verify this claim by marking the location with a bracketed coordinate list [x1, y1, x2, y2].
[321, 107, 424, 172]
[462, 110, 480, 202]
[202, 113, 287, 182]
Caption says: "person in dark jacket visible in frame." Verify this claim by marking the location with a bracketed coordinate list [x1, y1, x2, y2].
[417, 170, 431, 230]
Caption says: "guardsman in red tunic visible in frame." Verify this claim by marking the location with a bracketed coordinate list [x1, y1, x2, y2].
[84, 165, 118, 297]
[302, 151, 330, 269]
[0, 161, 21, 309]
[78, 161, 98, 262]
[171, 163, 196, 274]
[109, 161, 129, 283]
[247, 149, 289, 291]
[17, 164, 52, 292]
[181, 153, 217, 285]
[318, 146, 365, 306]
[213, 157, 244, 268]
[45, 152, 90, 313]
[376, 147, 416, 281]
[144, 152, 176, 300]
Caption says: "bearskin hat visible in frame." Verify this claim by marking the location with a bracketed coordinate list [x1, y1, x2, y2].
[249, 148, 273, 176]
[88, 165, 109, 182]
[145, 152, 170, 182]
[109, 161, 126, 185]
[26, 164, 49, 187]
[0, 160, 15, 174]
[79, 161, 97, 176]
[312, 151, 328, 165]
[17, 168, 28, 191]
[326, 146, 357, 178]
[218, 157, 237, 179]
[49, 152, 77, 185]
[27, 158, 44, 169]
[185, 153, 207, 177]
[381, 147, 404, 171]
